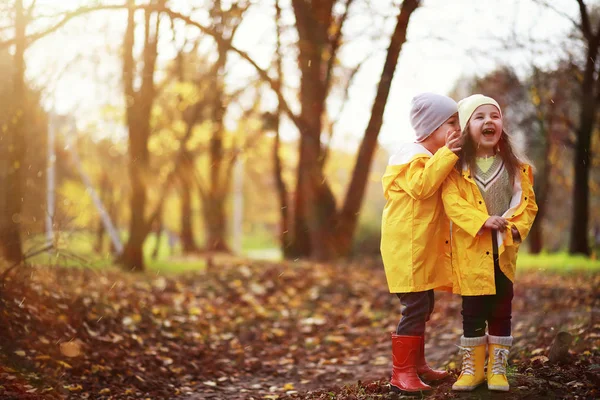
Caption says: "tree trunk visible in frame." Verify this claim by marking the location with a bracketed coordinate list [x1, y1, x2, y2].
[529, 155, 548, 254]
[179, 164, 199, 253]
[273, 0, 294, 258]
[121, 165, 148, 270]
[118, 1, 162, 270]
[273, 131, 294, 257]
[95, 218, 105, 254]
[569, 36, 598, 256]
[95, 173, 111, 253]
[529, 83, 555, 254]
[335, 0, 420, 257]
[0, 0, 26, 264]
[203, 31, 230, 253]
[291, 0, 336, 260]
[529, 165, 548, 254]
[108, 198, 118, 255]
[203, 194, 229, 252]
[528, 216, 543, 254]
[151, 206, 163, 260]
[569, 107, 593, 256]
[288, 0, 421, 260]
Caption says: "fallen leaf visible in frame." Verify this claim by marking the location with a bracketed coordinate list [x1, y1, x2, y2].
[56, 360, 73, 369]
[531, 355, 549, 364]
[63, 384, 82, 392]
[60, 340, 82, 357]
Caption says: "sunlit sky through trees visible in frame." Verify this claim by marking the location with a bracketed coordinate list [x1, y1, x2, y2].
[17, 0, 577, 152]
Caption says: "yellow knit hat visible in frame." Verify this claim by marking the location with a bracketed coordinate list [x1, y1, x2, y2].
[457, 94, 502, 131]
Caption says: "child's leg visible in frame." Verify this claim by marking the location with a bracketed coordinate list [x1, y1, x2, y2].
[487, 260, 514, 391]
[390, 292, 433, 393]
[453, 295, 490, 391]
[426, 289, 435, 321]
[461, 295, 491, 337]
[487, 263, 514, 336]
[417, 290, 449, 381]
[396, 292, 431, 335]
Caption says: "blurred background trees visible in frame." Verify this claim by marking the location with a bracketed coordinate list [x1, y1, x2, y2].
[0, 0, 598, 271]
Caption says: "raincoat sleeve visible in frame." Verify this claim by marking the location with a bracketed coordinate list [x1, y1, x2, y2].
[395, 146, 458, 200]
[442, 171, 490, 238]
[505, 165, 538, 246]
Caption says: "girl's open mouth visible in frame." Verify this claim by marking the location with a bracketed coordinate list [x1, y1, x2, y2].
[482, 128, 495, 137]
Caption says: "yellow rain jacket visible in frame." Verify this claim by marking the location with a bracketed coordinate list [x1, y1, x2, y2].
[380, 144, 458, 293]
[442, 164, 538, 296]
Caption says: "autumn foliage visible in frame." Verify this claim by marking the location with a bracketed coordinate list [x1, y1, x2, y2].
[0, 258, 598, 399]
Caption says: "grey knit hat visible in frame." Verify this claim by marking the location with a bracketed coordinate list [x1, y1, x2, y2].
[410, 93, 458, 142]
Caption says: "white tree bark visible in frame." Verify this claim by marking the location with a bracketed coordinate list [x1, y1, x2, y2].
[67, 119, 123, 255]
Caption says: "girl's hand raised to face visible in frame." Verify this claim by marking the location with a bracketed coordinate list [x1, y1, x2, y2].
[483, 216, 508, 231]
[445, 129, 462, 154]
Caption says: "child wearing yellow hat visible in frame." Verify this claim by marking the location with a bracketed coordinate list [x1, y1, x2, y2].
[442, 94, 538, 392]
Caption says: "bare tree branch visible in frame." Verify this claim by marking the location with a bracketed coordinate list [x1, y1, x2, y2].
[576, 0, 592, 40]
[0, 4, 129, 49]
[324, 0, 355, 94]
[0, 243, 53, 282]
[158, 6, 307, 133]
[321, 50, 373, 166]
[1, 2, 306, 136]
[26, 0, 37, 19]
[532, 0, 585, 38]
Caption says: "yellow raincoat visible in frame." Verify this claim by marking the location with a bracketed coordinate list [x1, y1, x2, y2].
[380, 144, 458, 293]
[442, 164, 538, 296]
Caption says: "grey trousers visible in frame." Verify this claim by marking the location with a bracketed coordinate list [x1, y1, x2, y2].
[396, 290, 435, 336]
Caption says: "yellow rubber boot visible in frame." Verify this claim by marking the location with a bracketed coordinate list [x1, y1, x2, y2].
[452, 335, 487, 391]
[487, 335, 512, 391]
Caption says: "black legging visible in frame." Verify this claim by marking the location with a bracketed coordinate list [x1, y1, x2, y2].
[461, 235, 514, 337]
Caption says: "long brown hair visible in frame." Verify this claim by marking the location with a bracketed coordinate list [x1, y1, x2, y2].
[456, 126, 529, 184]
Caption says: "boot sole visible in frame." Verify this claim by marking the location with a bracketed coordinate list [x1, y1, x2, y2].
[390, 384, 432, 395]
[452, 381, 485, 391]
[420, 374, 450, 383]
[488, 385, 509, 391]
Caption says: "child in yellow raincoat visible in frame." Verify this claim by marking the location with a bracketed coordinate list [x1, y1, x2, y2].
[442, 94, 538, 392]
[381, 93, 462, 394]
